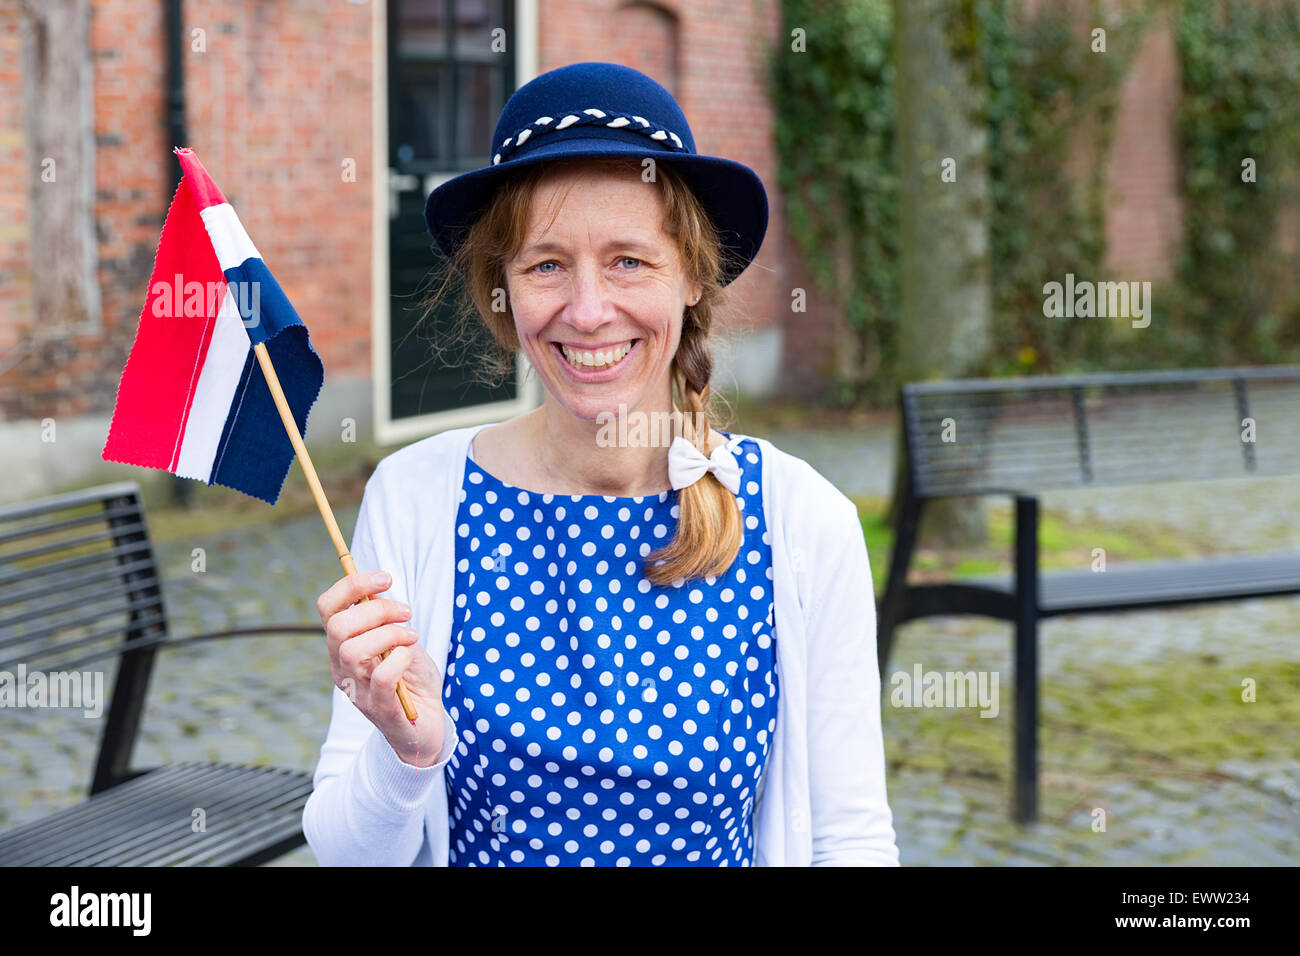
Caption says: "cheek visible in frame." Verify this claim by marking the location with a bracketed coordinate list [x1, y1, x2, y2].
[660, 318, 684, 358]
[507, 301, 548, 347]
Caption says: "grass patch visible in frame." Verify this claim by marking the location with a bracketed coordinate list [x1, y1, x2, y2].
[883, 656, 1300, 818]
[852, 494, 1207, 597]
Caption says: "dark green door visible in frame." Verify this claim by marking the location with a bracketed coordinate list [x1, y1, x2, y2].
[387, 0, 517, 422]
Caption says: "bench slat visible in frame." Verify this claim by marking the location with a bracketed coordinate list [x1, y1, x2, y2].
[0, 763, 312, 867]
[73, 764, 313, 867]
[122, 778, 313, 867]
[1, 589, 162, 650]
[0, 554, 158, 630]
[0, 763, 219, 855]
[0, 607, 168, 673]
[0, 518, 150, 572]
[903, 368, 1300, 496]
[958, 551, 1300, 613]
[0, 538, 154, 593]
[0, 500, 142, 549]
[166, 814, 309, 867]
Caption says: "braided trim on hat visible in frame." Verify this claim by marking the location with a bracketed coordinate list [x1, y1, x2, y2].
[491, 108, 687, 165]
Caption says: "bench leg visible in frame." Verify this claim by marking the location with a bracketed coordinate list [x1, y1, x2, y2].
[1013, 605, 1039, 824]
[878, 489, 923, 679]
[1013, 495, 1040, 824]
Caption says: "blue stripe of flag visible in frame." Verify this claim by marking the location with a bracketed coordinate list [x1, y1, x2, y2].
[209, 256, 324, 505]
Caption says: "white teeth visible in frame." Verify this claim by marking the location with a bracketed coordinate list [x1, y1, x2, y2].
[561, 342, 632, 369]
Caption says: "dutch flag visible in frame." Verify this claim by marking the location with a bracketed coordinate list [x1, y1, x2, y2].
[102, 147, 323, 505]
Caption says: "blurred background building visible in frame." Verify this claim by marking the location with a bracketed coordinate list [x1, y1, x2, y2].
[0, 0, 1283, 501]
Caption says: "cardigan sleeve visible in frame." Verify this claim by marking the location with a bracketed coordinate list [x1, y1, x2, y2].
[802, 489, 900, 866]
[302, 463, 460, 866]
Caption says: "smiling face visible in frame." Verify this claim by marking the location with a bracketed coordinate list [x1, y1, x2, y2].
[505, 162, 703, 425]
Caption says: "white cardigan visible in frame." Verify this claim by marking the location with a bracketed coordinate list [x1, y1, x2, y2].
[303, 423, 899, 866]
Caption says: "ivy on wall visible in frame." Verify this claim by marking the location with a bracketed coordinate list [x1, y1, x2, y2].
[769, 0, 899, 403]
[772, 0, 1300, 401]
[1164, 0, 1300, 367]
[979, 0, 1148, 376]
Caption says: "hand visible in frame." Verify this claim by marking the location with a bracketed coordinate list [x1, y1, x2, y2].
[316, 570, 447, 767]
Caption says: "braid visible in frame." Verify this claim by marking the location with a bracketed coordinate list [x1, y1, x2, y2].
[673, 311, 716, 450]
[645, 308, 743, 585]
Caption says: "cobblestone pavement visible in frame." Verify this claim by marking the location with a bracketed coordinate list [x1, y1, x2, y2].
[2, 422, 1297, 866]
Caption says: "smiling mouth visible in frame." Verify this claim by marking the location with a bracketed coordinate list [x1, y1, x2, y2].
[555, 340, 636, 371]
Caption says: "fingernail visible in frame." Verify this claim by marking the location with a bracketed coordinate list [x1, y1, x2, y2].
[371, 571, 390, 587]
[399, 602, 412, 616]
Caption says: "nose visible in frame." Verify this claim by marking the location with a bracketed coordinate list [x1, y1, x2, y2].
[562, 262, 615, 334]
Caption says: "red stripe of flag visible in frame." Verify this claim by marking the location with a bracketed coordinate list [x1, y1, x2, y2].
[174, 146, 228, 210]
[102, 169, 228, 473]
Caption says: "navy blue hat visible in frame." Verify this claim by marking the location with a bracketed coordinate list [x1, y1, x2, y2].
[424, 61, 769, 286]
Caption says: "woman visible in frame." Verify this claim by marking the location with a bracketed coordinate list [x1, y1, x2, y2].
[303, 62, 898, 866]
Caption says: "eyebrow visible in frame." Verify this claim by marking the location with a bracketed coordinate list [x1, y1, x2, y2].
[519, 238, 662, 259]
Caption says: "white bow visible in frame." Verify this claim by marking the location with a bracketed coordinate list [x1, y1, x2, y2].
[667, 435, 742, 495]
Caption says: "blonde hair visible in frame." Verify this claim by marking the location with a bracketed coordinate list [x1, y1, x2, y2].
[417, 154, 743, 585]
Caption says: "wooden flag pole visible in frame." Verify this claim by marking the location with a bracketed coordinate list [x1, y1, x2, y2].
[252, 341, 419, 724]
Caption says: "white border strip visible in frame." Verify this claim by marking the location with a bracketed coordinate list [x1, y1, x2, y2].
[198, 203, 262, 272]
[174, 286, 251, 480]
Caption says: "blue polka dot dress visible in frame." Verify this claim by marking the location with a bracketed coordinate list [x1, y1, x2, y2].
[442, 435, 778, 866]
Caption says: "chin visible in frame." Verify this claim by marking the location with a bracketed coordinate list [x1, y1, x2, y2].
[556, 393, 643, 425]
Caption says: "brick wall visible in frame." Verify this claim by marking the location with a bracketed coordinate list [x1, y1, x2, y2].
[0, 2, 33, 374]
[0, 0, 372, 424]
[1103, 8, 1182, 281]
[84, 0, 168, 424]
[780, 225, 844, 400]
[178, 1, 373, 378]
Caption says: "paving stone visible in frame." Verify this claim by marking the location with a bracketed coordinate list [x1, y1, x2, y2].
[264, 845, 319, 867]
[1144, 777, 1207, 800]
[1256, 769, 1300, 801]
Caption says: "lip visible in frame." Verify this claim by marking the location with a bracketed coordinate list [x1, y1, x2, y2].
[551, 339, 639, 383]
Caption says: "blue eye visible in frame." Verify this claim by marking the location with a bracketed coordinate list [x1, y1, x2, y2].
[530, 257, 639, 274]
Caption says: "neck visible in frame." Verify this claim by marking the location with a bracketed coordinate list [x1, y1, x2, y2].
[529, 392, 678, 497]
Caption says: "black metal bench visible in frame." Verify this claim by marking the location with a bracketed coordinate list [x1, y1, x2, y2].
[877, 365, 1300, 823]
[0, 481, 322, 865]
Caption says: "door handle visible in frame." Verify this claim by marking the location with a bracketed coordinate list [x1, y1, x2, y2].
[388, 169, 421, 219]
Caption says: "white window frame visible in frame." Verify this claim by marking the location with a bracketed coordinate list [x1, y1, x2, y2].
[371, 0, 541, 446]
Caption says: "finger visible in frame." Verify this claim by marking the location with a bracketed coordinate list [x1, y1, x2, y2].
[338, 623, 418, 672]
[371, 645, 413, 701]
[326, 596, 413, 654]
[317, 570, 394, 626]
[335, 649, 376, 684]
